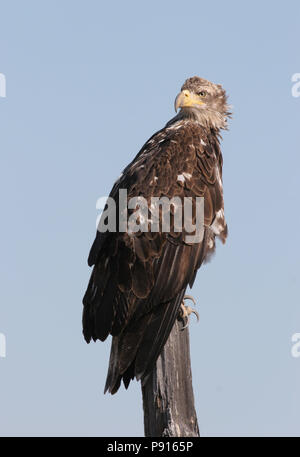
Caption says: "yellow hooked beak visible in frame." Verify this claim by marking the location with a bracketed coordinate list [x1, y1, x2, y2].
[174, 89, 205, 112]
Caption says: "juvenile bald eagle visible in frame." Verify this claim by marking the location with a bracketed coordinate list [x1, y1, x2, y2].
[83, 76, 230, 394]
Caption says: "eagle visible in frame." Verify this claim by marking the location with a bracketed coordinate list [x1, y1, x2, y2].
[83, 76, 230, 394]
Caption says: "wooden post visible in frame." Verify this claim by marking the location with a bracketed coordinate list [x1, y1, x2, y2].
[141, 318, 200, 437]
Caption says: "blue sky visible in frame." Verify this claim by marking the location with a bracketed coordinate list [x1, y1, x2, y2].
[0, 0, 300, 436]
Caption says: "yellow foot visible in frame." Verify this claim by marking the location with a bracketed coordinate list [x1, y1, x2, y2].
[178, 295, 199, 330]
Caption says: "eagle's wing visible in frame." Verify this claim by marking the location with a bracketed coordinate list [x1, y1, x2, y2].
[82, 121, 227, 393]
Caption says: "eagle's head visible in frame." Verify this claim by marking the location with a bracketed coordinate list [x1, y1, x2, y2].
[174, 76, 231, 130]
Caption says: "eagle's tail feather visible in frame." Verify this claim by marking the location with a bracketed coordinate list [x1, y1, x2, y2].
[104, 336, 122, 394]
[104, 289, 186, 394]
[135, 289, 185, 381]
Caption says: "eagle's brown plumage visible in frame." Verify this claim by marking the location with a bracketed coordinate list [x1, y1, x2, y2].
[83, 76, 230, 394]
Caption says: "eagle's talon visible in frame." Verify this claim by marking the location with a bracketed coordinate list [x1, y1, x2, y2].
[178, 295, 199, 330]
[183, 295, 196, 306]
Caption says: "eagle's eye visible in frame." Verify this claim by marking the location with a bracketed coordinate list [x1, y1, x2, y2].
[198, 90, 207, 97]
